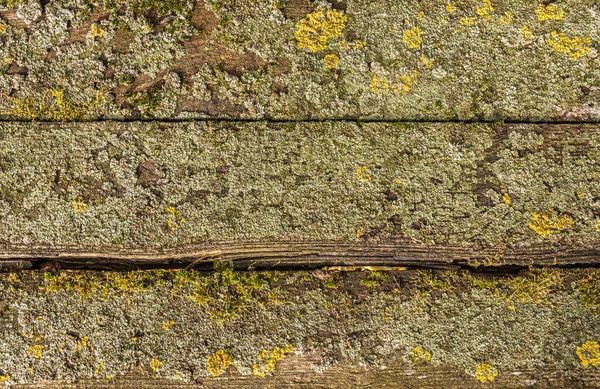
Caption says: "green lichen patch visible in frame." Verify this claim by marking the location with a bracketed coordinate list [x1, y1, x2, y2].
[172, 261, 275, 323]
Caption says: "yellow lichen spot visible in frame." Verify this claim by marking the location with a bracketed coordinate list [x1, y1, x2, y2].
[420, 54, 435, 68]
[167, 206, 185, 231]
[393, 70, 419, 94]
[446, 2, 455, 13]
[74, 335, 88, 352]
[500, 11, 513, 24]
[596, 220, 600, 232]
[323, 53, 339, 69]
[207, 350, 234, 376]
[409, 346, 432, 362]
[252, 345, 295, 377]
[355, 226, 365, 241]
[149, 359, 162, 372]
[131, 337, 138, 342]
[105, 375, 113, 380]
[162, 320, 175, 330]
[402, 26, 423, 49]
[547, 31, 591, 60]
[577, 340, 600, 367]
[502, 193, 511, 205]
[395, 178, 402, 184]
[96, 362, 105, 375]
[5, 87, 105, 121]
[370, 74, 389, 94]
[355, 166, 372, 182]
[460, 17, 476, 26]
[0, 373, 10, 382]
[0, 22, 7, 34]
[476, 0, 494, 20]
[475, 363, 498, 383]
[528, 208, 574, 237]
[521, 25, 532, 39]
[418, 11, 425, 21]
[295, 9, 348, 52]
[87, 23, 104, 39]
[28, 345, 44, 359]
[354, 40, 367, 49]
[535, 4, 564, 21]
[72, 197, 88, 213]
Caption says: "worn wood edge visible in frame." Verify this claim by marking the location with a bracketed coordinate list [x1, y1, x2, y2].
[1, 238, 600, 271]
[10, 354, 600, 389]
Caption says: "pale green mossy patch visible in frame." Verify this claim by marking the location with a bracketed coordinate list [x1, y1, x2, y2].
[0, 121, 599, 249]
[0, 267, 599, 384]
[171, 260, 276, 323]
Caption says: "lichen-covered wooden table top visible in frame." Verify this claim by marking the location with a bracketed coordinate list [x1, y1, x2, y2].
[0, 0, 599, 387]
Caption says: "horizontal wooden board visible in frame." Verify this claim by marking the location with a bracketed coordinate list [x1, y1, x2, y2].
[12, 362, 600, 389]
[0, 0, 598, 121]
[0, 268, 599, 387]
[0, 121, 599, 269]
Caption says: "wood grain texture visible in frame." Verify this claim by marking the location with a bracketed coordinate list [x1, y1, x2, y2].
[12, 355, 600, 388]
[2, 238, 600, 271]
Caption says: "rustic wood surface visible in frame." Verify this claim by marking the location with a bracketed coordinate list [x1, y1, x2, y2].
[1, 0, 600, 387]
[0, 0, 598, 121]
[12, 354, 600, 388]
[1, 121, 599, 271]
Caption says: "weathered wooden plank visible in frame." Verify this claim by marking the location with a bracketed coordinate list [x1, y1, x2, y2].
[0, 0, 598, 121]
[11, 363, 600, 389]
[3, 239, 600, 271]
[0, 267, 599, 387]
[1, 121, 600, 268]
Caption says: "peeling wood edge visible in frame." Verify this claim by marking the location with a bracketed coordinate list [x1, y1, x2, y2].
[1, 238, 599, 272]
[10, 361, 600, 389]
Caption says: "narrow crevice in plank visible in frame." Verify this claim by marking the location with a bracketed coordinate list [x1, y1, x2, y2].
[2, 239, 600, 273]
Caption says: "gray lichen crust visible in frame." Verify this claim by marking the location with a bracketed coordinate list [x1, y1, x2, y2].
[0, 267, 599, 385]
[0, 0, 598, 121]
[0, 121, 599, 250]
